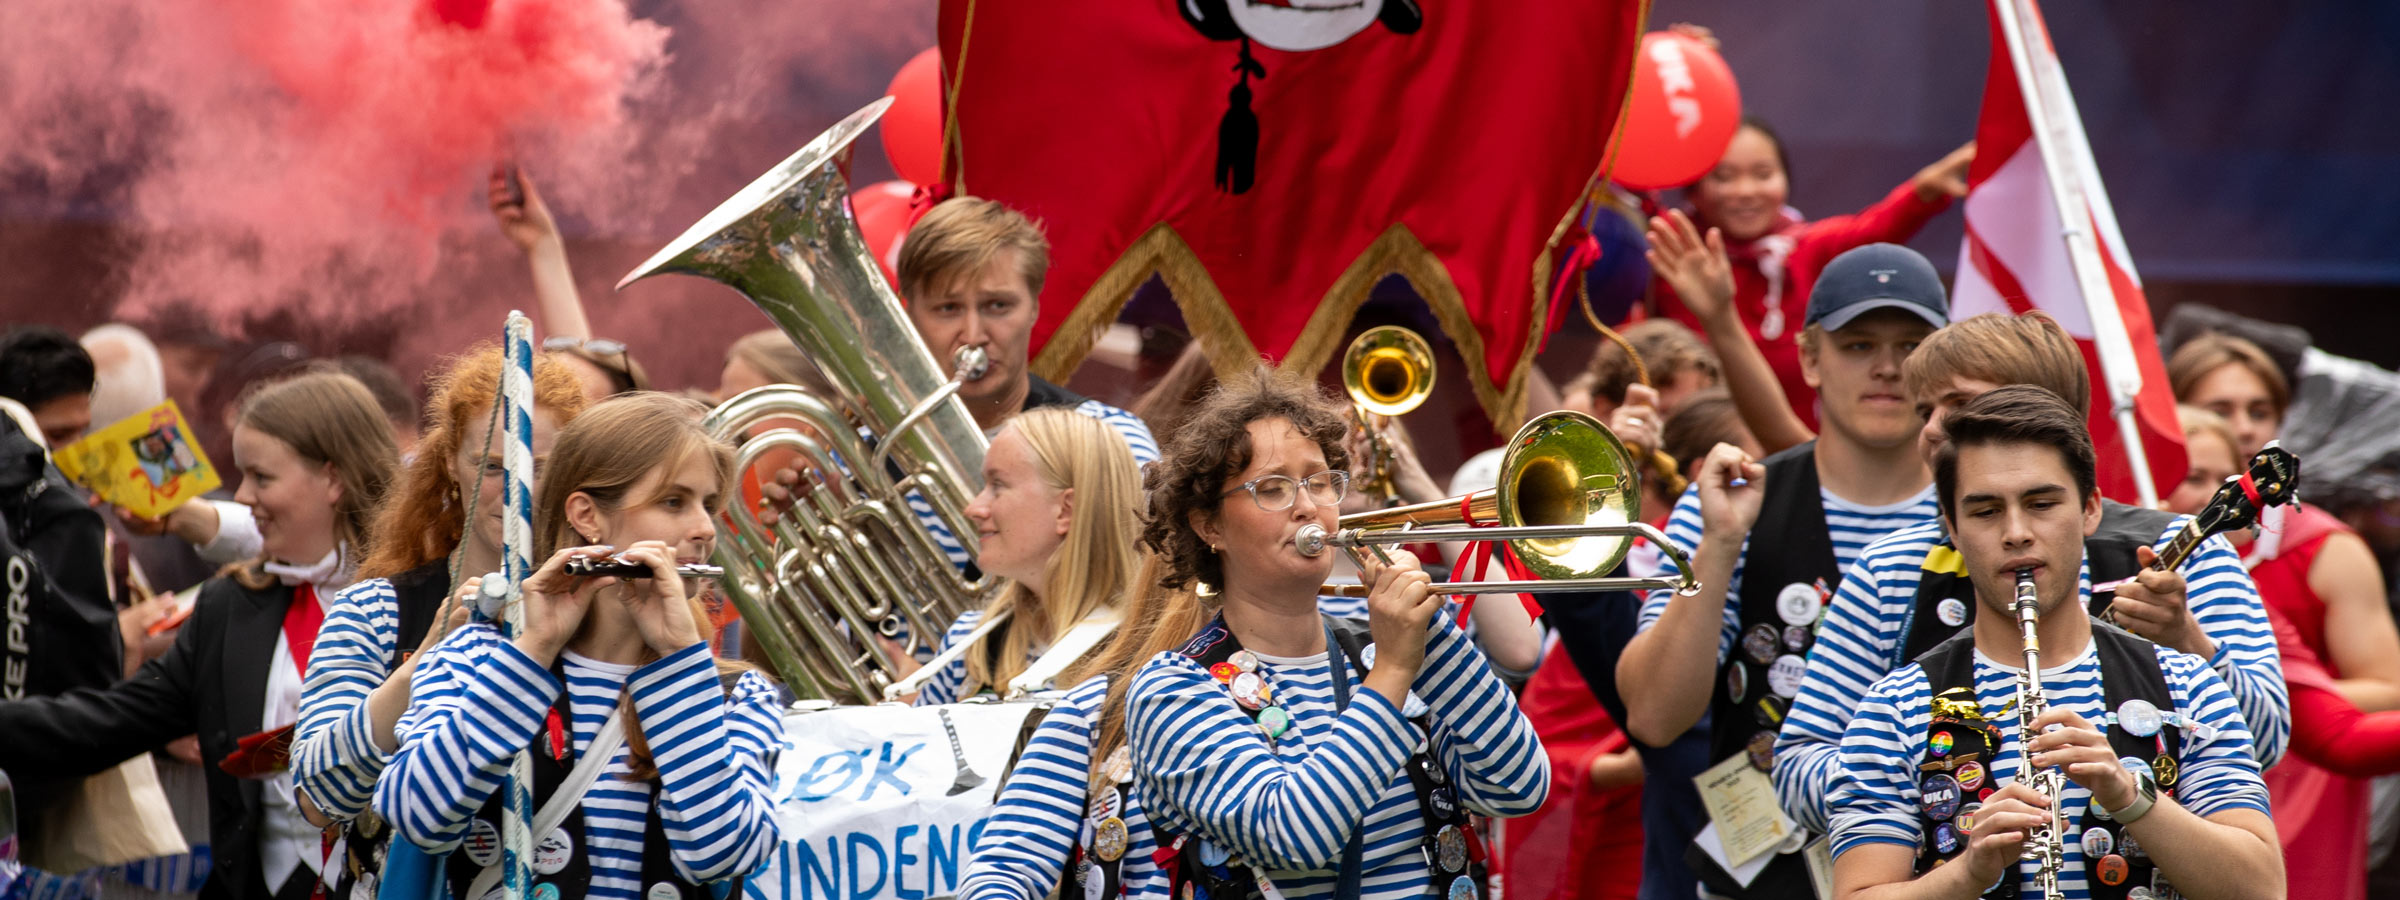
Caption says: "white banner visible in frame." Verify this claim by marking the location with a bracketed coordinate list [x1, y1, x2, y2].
[742, 702, 1051, 900]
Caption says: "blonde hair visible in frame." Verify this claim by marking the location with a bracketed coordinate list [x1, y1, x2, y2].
[227, 370, 401, 588]
[896, 197, 1050, 302]
[359, 346, 588, 581]
[532, 392, 751, 780]
[1060, 553, 1206, 787]
[1902, 312, 2090, 417]
[726, 329, 836, 398]
[1586, 319, 1718, 407]
[2167, 333, 2289, 417]
[963, 407, 1144, 694]
[2178, 404, 2239, 459]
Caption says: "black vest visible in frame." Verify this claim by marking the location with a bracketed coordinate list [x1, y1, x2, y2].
[1897, 501, 2181, 665]
[438, 665, 744, 900]
[1158, 615, 1485, 900]
[1689, 442, 1840, 900]
[1908, 623, 2185, 900]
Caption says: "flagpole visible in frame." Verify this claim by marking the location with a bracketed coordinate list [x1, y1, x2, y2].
[1991, 0, 2160, 507]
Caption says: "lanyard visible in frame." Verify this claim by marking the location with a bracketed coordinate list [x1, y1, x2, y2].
[1323, 623, 1364, 900]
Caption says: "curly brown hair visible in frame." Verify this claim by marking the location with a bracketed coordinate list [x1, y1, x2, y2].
[1140, 365, 1351, 592]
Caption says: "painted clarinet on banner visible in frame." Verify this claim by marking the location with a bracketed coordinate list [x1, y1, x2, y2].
[2012, 567, 2064, 900]
[498, 312, 537, 900]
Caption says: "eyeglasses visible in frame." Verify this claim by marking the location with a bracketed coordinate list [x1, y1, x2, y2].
[541, 336, 628, 356]
[1220, 470, 1349, 511]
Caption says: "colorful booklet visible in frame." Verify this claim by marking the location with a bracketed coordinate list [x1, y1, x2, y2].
[52, 400, 221, 520]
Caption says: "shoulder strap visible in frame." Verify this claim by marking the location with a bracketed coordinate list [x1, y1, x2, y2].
[1913, 626, 1981, 696]
[462, 693, 626, 900]
[390, 562, 452, 659]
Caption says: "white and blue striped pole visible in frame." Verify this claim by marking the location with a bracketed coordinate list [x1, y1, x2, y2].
[499, 311, 537, 900]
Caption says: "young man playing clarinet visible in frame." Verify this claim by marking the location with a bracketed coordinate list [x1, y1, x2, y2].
[1828, 385, 2279, 900]
[1777, 313, 2286, 837]
[1617, 242, 1950, 897]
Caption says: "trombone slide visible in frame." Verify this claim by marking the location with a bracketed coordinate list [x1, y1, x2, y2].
[1300, 521, 1702, 597]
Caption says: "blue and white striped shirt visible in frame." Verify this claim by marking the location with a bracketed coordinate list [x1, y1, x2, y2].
[1128, 615, 1548, 900]
[1635, 481, 1942, 662]
[1775, 519, 2289, 833]
[293, 577, 410, 822]
[1826, 638, 2268, 898]
[915, 610, 999, 707]
[959, 676, 1164, 900]
[376, 627, 784, 898]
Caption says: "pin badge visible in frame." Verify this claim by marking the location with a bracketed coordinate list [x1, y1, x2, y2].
[1742, 624, 1780, 665]
[1198, 839, 1232, 867]
[1929, 730, 1955, 756]
[1259, 705, 1293, 739]
[1931, 823, 1960, 854]
[1435, 824, 1468, 873]
[1093, 816, 1129, 862]
[1747, 732, 1776, 773]
[1783, 624, 1813, 652]
[464, 819, 501, 867]
[1229, 650, 1260, 673]
[1447, 878, 1480, 900]
[1209, 662, 1239, 683]
[1725, 664, 1751, 702]
[1766, 654, 1807, 699]
[2080, 826, 2113, 858]
[531, 886, 558, 900]
[2096, 854, 2130, 886]
[1776, 582, 1822, 626]
[2154, 753, 2178, 789]
[2117, 699, 2163, 738]
[1954, 760, 1986, 792]
[1230, 672, 1267, 710]
[533, 827, 572, 875]
[1920, 774, 1961, 821]
[1937, 597, 1968, 627]
[648, 883, 682, 900]
[1954, 802, 1980, 832]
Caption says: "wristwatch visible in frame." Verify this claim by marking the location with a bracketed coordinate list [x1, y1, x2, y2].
[2101, 766, 2159, 825]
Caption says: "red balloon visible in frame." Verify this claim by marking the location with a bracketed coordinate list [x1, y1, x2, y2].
[882, 48, 945, 187]
[852, 179, 918, 285]
[1611, 32, 1742, 191]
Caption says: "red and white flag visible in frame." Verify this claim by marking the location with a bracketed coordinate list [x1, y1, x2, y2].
[1951, 0, 2184, 505]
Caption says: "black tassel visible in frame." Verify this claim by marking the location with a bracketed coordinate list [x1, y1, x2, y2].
[1215, 38, 1266, 194]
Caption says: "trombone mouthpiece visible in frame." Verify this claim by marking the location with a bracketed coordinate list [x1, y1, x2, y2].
[1294, 523, 1330, 557]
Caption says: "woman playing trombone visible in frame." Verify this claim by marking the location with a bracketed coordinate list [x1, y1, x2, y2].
[1126, 367, 1549, 900]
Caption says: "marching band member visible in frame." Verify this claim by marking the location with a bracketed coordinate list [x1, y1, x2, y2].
[1828, 386, 2278, 900]
[289, 348, 587, 888]
[917, 407, 1143, 705]
[0, 370, 401, 900]
[1126, 368, 1547, 900]
[1778, 313, 2287, 837]
[956, 563, 1202, 900]
[1618, 242, 1949, 897]
[377, 393, 781, 900]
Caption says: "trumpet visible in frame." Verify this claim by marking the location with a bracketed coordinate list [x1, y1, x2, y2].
[1342, 326, 1435, 506]
[2014, 567, 2065, 900]
[1300, 411, 1701, 597]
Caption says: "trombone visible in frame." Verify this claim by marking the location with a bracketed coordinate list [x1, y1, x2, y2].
[1342, 326, 1435, 506]
[1302, 411, 1701, 597]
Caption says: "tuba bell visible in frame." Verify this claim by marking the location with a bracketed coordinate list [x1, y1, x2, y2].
[617, 98, 999, 704]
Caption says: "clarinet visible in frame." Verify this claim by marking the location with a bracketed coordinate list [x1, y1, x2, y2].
[2013, 568, 2065, 900]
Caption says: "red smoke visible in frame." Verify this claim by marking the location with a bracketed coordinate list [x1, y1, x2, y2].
[0, 0, 932, 393]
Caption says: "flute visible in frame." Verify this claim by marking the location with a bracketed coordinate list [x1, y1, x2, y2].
[2014, 567, 2064, 900]
[564, 555, 724, 579]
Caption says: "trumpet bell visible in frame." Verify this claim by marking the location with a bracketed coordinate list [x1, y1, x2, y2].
[1343, 325, 1436, 417]
[1496, 411, 1641, 580]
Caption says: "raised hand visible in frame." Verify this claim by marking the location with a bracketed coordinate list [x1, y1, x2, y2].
[2106, 545, 2216, 659]
[1912, 141, 1976, 203]
[1360, 548, 1438, 702]
[1695, 442, 1766, 544]
[1646, 209, 1735, 326]
[489, 163, 560, 254]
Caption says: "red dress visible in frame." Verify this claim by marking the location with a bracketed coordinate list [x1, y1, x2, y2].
[2248, 504, 2392, 900]
[1501, 641, 1643, 900]
[1652, 183, 1951, 430]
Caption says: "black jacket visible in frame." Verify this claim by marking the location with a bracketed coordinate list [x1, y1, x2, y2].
[0, 574, 299, 900]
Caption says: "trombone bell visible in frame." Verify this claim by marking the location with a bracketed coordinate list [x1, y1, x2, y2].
[1297, 411, 1697, 596]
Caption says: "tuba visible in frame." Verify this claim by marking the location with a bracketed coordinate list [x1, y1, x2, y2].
[617, 98, 998, 704]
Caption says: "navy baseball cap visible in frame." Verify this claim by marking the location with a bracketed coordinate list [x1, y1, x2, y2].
[1804, 243, 1949, 331]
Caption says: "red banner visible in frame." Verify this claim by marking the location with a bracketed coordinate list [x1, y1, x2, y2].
[937, 0, 1646, 423]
